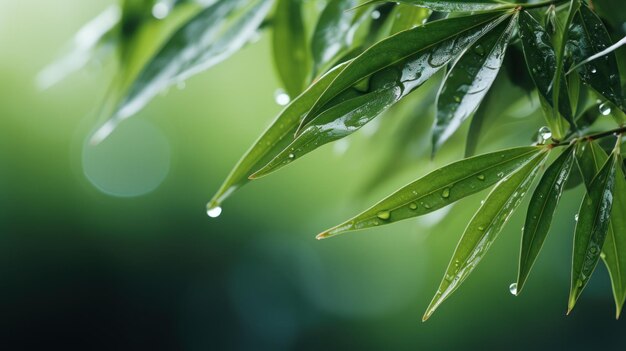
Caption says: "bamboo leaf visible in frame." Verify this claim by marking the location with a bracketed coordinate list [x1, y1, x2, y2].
[423, 148, 548, 321]
[518, 10, 574, 131]
[298, 11, 510, 132]
[516, 144, 576, 294]
[567, 4, 625, 111]
[207, 60, 351, 211]
[569, 142, 618, 313]
[92, 0, 273, 143]
[575, 140, 626, 318]
[273, 0, 310, 97]
[318, 146, 544, 239]
[369, 0, 511, 12]
[311, 0, 370, 76]
[433, 14, 517, 153]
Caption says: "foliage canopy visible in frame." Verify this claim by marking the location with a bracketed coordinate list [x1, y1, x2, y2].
[45, 0, 626, 320]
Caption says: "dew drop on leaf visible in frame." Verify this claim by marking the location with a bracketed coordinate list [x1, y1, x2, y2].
[377, 210, 391, 220]
[274, 89, 291, 106]
[599, 102, 611, 116]
[509, 283, 518, 295]
[409, 202, 418, 210]
[152, 2, 170, 20]
[207, 206, 223, 218]
[538, 126, 552, 142]
[477, 174, 485, 181]
[441, 188, 450, 199]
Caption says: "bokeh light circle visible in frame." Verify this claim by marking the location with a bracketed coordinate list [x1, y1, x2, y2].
[82, 119, 171, 197]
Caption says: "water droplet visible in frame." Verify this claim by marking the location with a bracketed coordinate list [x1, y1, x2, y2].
[441, 188, 450, 199]
[574, 214, 579, 222]
[478, 226, 485, 231]
[599, 102, 612, 116]
[409, 202, 418, 210]
[590, 67, 597, 74]
[152, 2, 170, 19]
[538, 126, 552, 142]
[371, 10, 381, 20]
[288, 153, 295, 160]
[207, 206, 222, 218]
[453, 95, 461, 103]
[509, 283, 518, 295]
[477, 174, 485, 181]
[274, 89, 291, 106]
[377, 210, 391, 220]
[601, 252, 607, 259]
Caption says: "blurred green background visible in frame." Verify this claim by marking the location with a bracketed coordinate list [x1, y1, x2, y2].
[1, 1, 626, 349]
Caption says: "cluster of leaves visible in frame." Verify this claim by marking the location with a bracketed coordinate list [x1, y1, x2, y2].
[46, 0, 626, 320]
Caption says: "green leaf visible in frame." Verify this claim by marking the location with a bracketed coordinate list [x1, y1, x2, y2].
[423, 148, 548, 321]
[311, 0, 370, 76]
[273, 0, 310, 97]
[518, 10, 573, 133]
[567, 4, 624, 111]
[516, 144, 576, 294]
[250, 77, 402, 178]
[37, 5, 121, 90]
[568, 142, 618, 313]
[317, 146, 544, 239]
[372, 0, 511, 12]
[575, 140, 626, 318]
[92, 0, 273, 143]
[298, 11, 510, 132]
[207, 60, 351, 210]
[433, 14, 517, 153]
[388, 3, 431, 35]
[551, 0, 579, 130]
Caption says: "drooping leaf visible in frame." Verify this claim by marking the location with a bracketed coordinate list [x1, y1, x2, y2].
[433, 14, 517, 153]
[370, 0, 511, 12]
[249, 12, 511, 177]
[273, 0, 310, 97]
[423, 148, 548, 321]
[567, 4, 624, 111]
[311, 0, 370, 76]
[518, 10, 574, 132]
[207, 60, 351, 211]
[516, 144, 576, 294]
[298, 11, 510, 132]
[317, 146, 544, 239]
[251, 76, 402, 178]
[37, 5, 121, 90]
[576, 140, 626, 318]
[569, 142, 618, 313]
[92, 0, 274, 143]
[551, 0, 580, 130]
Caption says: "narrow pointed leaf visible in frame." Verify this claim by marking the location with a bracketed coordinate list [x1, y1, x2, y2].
[551, 0, 579, 129]
[576, 141, 626, 318]
[372, 0, 511, 12]
[92, 0, 273, 143]
[424, 149, 548, 321]
[516, 144, 576, 293]
[207, 61, 351, 210]
[311, 0, 370, 76]
[273, 0, 310, 97]
[518, 11, 574, 127]
[318, 146, 544, 239]
[569, 144, 618, 313]
[298, 11, 510, 131]
[251, 80, 402, 178]
[567, 4, 624, 110]
[433, 14, 516, 152]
